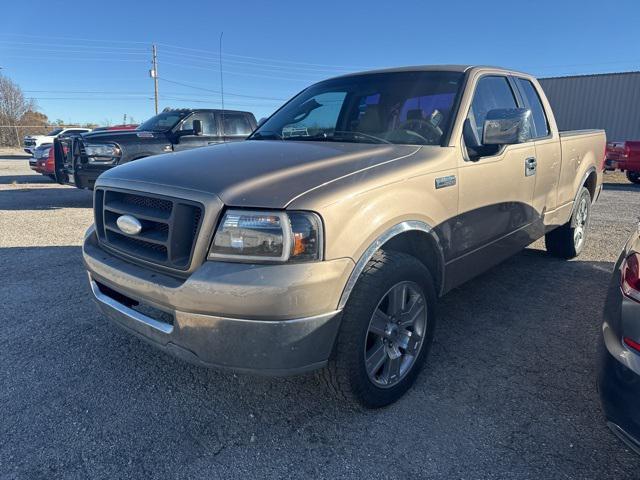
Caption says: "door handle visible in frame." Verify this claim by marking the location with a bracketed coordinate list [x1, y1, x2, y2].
[525, 157, 537, 177]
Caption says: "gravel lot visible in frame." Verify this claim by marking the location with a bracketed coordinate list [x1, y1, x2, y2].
[1, 153, 639, 479]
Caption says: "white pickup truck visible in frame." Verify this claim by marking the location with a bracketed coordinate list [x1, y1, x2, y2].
[23, 127, 91, 155]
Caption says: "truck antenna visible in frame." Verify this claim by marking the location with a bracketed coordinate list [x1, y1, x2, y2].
[219, 32, 225, 141]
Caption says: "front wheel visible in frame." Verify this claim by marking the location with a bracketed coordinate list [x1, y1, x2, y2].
[626, 171, 640, 184]
[545, 187, 591, 259]
[320, 250, 436, 408]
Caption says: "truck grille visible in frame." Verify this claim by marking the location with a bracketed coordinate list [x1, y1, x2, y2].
[94, 188, 204, 271]
[24, 139, 36, 147]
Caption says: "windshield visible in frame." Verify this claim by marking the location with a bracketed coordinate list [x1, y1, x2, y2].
[46, 128, 63, 136]
[251, 71, 464, 145]
[138, 111, 189, 132]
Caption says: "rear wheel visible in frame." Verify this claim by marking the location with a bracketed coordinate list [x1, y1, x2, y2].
[320, 250, 436, 408]
[545, 187, 591, 259]
[626, 171, 640, 184]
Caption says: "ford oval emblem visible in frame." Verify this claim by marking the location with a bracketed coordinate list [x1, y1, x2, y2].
[116, 215, 142, 236]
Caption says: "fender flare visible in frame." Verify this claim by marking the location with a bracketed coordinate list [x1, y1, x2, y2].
[573, 166, 597, 209]
[337, 221, 445, 310]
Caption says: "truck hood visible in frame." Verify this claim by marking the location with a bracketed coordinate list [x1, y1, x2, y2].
[82, 129, 160, 142]
[98, 140, 421, 208]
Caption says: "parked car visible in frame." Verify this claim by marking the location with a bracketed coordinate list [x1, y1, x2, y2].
[30, 143, 66, 180]
[28, 143, 52, 174]
[599, 226, 640, 455]
[23, 127, 91, 155]
[82, 65, 605, 407]
[54, 108, 256, 190]
[605, 141, 640, 183]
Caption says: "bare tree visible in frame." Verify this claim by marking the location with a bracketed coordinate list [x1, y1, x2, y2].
[0, 74, 36, 147]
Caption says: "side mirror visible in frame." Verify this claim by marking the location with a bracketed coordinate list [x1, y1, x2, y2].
[257, 117, 267, 128]
[482, 108, 532, 145]
[192, 119, 203, 136]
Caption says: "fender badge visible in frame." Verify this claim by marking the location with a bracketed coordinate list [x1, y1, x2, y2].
[435, 175, 456, 189]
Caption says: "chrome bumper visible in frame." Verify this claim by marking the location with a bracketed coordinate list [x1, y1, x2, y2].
[84, 228, 352, 375]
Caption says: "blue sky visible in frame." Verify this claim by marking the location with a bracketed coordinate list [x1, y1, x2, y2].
[1, 0, 639, 126]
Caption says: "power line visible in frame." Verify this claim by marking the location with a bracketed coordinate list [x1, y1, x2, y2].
[0, 33, 373, 70]
[158, 77, 287, 100]
[156, 42, 374, 70]
[0, 33, 150, 46]
[0, 54, 147, 63]
[0, 40, 147, 52]
[158, 50, 356, 74]
[160, 60, 319, 82]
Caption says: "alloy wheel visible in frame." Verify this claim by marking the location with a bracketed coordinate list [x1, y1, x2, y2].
[363, 281, 428, 388]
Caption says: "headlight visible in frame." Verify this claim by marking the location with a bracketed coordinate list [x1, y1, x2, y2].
[85, 143, 121, 162]
[208, 209, 323, 263]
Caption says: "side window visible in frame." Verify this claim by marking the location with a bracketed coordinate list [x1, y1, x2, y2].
[466, 76, 518, 145]
[221, 113, 253, 136]
[181, 112, 217, 135]
[515, 78, 550, 138]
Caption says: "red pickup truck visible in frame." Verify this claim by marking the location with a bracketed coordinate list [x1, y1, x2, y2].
[605, 141, 640, 183]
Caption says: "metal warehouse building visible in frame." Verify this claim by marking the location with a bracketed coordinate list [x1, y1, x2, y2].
[539, 71, 640, 142]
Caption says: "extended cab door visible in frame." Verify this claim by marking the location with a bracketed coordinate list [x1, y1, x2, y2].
[512, 77, 561, 217]
[173, 112, 221, 151]
[447, 74, 537, 287]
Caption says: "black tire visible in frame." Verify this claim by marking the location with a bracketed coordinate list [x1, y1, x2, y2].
[320, 250, 437, 408]
[545, 186, 591, 259]
[626, 171, 640, 184]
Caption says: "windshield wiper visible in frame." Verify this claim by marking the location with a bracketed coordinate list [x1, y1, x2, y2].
[284, 133, 329, 141]
[332, 131, 391, 144]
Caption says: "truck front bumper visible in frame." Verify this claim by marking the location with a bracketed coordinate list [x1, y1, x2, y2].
[83, 229, 353, 375]
[69, 166, 108, 190]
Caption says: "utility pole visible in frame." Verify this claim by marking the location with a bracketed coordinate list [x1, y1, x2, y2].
[219, 32, 225, 139]
[123, 113, 127, 125]
[150, 45, 159, 114]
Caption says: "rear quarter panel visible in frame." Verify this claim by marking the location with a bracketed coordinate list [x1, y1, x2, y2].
[556, 130, 605, 211]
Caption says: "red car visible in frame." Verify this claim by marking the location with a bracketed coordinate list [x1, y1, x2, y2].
[606, 141, 640, 183]
[33, 145, 56, 179]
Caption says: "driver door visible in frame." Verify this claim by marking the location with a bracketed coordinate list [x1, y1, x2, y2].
[173, 112, 220, 151]
[447, 75, 537, 287]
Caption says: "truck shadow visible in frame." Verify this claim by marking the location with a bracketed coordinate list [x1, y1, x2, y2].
[3, 244, 633, 475]
[602, 183, 640, 193]
[0, 187, 92, 210]
[0, 174, 54, 185]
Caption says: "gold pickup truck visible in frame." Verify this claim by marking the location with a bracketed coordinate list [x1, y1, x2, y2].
[83, 65, 605, 407]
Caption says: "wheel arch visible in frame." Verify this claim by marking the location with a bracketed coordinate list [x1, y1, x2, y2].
[583, 167, 598, 201]
[337, 221, 445, 310]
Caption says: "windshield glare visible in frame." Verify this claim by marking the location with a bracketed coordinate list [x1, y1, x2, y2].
[251, 71, 464, 146]
[138, 111, 189, 132]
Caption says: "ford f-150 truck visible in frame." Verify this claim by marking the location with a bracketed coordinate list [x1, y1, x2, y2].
[82, 65, 605, 407]
[54, 108, 257, 190]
